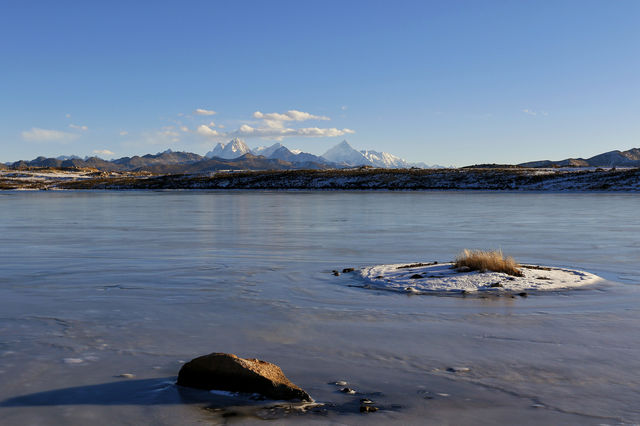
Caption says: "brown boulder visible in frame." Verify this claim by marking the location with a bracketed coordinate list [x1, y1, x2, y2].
[177, 352, 311, 401]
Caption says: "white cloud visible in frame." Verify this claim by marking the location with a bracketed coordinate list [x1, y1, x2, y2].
[69, 123, 88, 131]
[21, 127, 79, 142]
[119, 131, 128, 136]
[341, 105, 348, 111]
[232, 125, 354, 141]
[522, 109, 549, 117]
[253, 110, 329, 123]
[194, 109, 355, 141]
[65, 113, 72, 119]
[180, 126, 189, 132]
[196, 124, 221, 137]
[194, 108, 216, 116]
[93, 149, 114, 156]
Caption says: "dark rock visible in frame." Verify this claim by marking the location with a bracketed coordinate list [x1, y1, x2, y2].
[360, 405, 378, 413]
[332, 271, 340, 276]
[340, 387, 356, 394]
[489, 282, 503, 288]
[518, 292, 528, 297]
[457, 266, 471, 273]
[410, 274, 424, 279]
[342, 268, 355, 273]
[177, 352, 311, 401]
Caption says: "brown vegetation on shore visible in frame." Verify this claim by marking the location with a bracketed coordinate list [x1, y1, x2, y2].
[454, 249, 523, 277]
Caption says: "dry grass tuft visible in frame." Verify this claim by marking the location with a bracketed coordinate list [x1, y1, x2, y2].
[454, 249, 523, 277]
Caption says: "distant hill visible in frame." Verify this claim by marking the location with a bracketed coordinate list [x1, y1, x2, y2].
[519, 148, 640, 168]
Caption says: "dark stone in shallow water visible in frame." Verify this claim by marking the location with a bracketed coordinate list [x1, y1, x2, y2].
[410, 274, 424, 279]
[177, 352, 311, 401]
[342, 268, 355, 273]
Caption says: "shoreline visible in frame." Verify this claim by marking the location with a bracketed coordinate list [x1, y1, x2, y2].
[1, 167, 639, 191]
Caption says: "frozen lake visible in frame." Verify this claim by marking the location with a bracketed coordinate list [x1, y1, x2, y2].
[1, 191, 639, 424]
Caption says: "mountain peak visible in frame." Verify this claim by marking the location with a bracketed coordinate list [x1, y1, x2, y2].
[322, 140, 372, 166]
[205, 138, 251, 159]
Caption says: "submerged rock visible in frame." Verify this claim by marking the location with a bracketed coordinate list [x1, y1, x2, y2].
[177, 352, 311, 401]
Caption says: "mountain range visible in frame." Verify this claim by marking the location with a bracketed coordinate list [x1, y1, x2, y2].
[6, 140, 435, 173]
[205, 139, 431, 168]
[7, 140, 640, 172]
[519, 148, 640, 168]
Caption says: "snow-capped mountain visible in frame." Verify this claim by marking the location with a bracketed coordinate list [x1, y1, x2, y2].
[268, 146, 329, 164]
[205, 138, 251, 159]
[321, 140, 372, 166]
[360, 150, 410, 168]
[251, 143, 284, 158]
[206, 138, 430, 168]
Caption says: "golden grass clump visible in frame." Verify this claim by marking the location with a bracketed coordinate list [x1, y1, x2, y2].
[454, 249, 523, 277]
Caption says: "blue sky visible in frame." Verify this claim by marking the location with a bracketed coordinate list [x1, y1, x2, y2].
[1, 0, 638, 166]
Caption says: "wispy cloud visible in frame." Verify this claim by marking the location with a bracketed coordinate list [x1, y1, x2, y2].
[194, 109, 354, 142]
[119, 130, 128, 136]
[196, 124, 221, 137]
[522, 109, 549, 116]
[69, 123, 88, 131]
[93, 149, 114, 156]
[21, 127, 79, 142]
[231, 125, 354, 140]
[253, 110, 329, 123]
[194, 108, 216, 116]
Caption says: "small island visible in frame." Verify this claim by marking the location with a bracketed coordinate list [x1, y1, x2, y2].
[358, 250, 602, 294]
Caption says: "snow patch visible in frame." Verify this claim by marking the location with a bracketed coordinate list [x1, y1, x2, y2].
[359, 262, 602, 294]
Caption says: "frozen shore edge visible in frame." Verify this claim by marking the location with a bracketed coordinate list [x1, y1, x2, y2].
[358, 262, 603, 294]
[1, 168, 639, 191]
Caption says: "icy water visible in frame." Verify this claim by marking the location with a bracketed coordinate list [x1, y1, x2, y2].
[1, 191, 639, 425]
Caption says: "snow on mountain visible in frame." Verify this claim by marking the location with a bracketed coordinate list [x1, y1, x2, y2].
[56, 155, 83, 161]
[252, 143, 283, 158]
[205, 138, 251, 159]
[321, 140, 372, 166]
[360, 150, 410, 168]
[268, 146, 329, 164]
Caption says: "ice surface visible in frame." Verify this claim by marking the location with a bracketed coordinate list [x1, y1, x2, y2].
[359, 262, 603, 293]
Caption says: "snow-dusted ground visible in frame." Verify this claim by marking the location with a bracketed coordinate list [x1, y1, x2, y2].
[0, 170, 128, 190]
[359, 262, 603, 294]
[2, 167, 639, 191]
[0, 170, 95, 180]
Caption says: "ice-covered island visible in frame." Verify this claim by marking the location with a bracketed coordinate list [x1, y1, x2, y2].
[357, 250, 603, 295]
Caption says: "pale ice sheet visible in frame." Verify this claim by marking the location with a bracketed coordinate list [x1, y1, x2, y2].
[359, 262, 603, 293]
